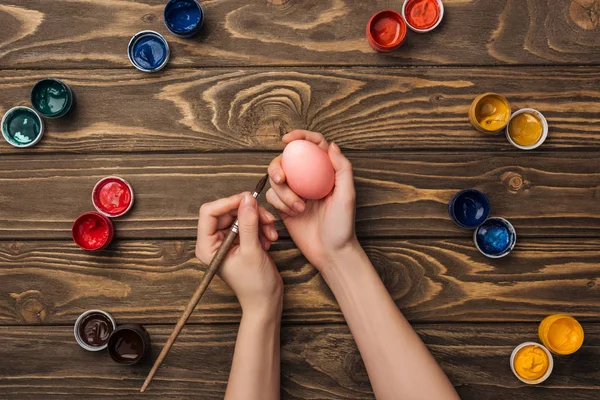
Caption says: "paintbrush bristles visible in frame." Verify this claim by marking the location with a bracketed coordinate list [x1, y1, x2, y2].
[254, 173, 269, 195]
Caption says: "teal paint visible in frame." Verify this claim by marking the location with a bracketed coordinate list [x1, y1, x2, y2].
[1, 106, 44, 148]
[31, 78, 73, 118]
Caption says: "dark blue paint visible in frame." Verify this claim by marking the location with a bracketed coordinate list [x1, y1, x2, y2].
[164, 0, 204, 37]
[475, 217, 516, 258]
[448, 189, 490, 229]
[130, 33, 168, 72]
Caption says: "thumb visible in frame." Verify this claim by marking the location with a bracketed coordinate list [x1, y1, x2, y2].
[237, 193, 261, 250]
[328, 142, 355, 197]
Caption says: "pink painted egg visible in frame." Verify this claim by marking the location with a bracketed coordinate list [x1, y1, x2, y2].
[281, 140, 335, 200]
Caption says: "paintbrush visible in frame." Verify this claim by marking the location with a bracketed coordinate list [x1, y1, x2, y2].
[140, 173, 270, 393]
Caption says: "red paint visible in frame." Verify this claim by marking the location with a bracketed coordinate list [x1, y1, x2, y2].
[366, 10, 407, 52]
[72, 212, 114, 251]
[92, 176, 133, 217]
[404, 0, 441, 30]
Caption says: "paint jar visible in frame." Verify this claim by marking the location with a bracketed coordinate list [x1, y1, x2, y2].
[128, 31, 170, 72]
[164, 0, 204, 37]
[74, 310, 117, 351]
[474, 217, 516, 258]
[92, 176, 134, 218]
[469, 93, 511, 134]
[30, 78, 74, 118]
[506, 108, 548, 150]
[402, 0, 444, 33]
[108, 324, 151, 365]
[538, 314, 584, 355]
[1, 106, 44, 148]
[510, 342, 553, 385]
[366, 10, 407, 52]
[72, 211, 115, 251]
[448, 189, 491, 229]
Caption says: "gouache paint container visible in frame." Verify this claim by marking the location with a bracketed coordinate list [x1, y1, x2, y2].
[1, 106, 44, 148]
[402, 0, 444, 33]
[30, 78, 74, 118]
[164, 0, 204, 37]
[469, 93, 511, 134]
[128, 31, 170, 72]
[538, 314, 584, 355]
[74, 309, 117, 351]
[506, 108, 548, 150]
[448, 189, 491, 229]
[92, 176, 134, 218]
[72, 211, 115, 251]
[366, 10, 407, 52]
[108, 324, 151, 365]
[510, 342, 553, 385]
[474, 217, 516, 259]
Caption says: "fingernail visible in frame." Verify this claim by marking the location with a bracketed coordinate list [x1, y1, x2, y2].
[266, 212, 276, 222]
[270, 227, 278, 240]
[274, 174, 282, 184]
[242, 194, 255, 207]
[293, 201, 305, 213]
[331, 142, 339, 152]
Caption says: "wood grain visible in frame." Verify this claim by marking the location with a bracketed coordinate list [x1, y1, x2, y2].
[0, 152, 598, 239]
[0, 323, 598, 399]
[1, 67, 599, 154]
[1, 0, 599, 69]
[1, 239, 599, 325]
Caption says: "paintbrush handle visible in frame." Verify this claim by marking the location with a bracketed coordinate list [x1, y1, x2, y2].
[140, 226, 239, 393]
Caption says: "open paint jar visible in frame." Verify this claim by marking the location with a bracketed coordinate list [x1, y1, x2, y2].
[469, 93, 511, 134]
[164, 0, 204, 37]
[108, 324, 151, 365]
[92, 176, 134, 218]
[1, 106, 44, 148]
[402, 0, 444, 33]
[30, 78, 74, 118]
[448, 189, 490, 229]
[506, 108, 548, 150]
[74, 310, 117, 351]
[366, 10, 407, 52]
[72, 211, 115, 251]
[128, 31, 170, 72]
[538, 314, 584, 355]
[510, 342, 553, 385]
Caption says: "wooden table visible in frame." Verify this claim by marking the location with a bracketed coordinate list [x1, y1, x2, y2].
[1, 0, 599, 398]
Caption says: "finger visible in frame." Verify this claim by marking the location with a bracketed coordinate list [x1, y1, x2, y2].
[266, 188, 297, 217]
[215, 212, 237, 230]
[328, 142, 356, 200]
[198, 193, 244, 239]
[261, 220, 278, 241]
[268, 155, 286, 185]
[283, 130, 329, 151]
[259, 233, 272, 251]
[270, 178, 305, 213]
[237, 193, 261, 250]
[259, 206, 276, 224]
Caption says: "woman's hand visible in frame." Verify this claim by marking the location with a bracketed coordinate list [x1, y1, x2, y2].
[266, 130, 359, 272]
[196, 193, 283, 316]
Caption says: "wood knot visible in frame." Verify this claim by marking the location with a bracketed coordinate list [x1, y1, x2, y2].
[570, 0, 600, 30]
[142, 13, 157, 23]
[501, 172, 526, 193]
[12, 290, 49, 324]
[267, 0, 291, 5]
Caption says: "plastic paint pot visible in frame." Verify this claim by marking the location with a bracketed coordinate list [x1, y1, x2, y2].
[74, 309, 117, 351]
[164, 0, 204, 37]
[402, 0, 444, 33]
[92, 176, 134, 218]
[1, 106, 44, 148]
[506, 108, 548, 150]
[72, 211, 115, 251]
[128, 31, 170, 72]
[469, 93, 511, 134]
[108, 324, 151, 365]
[448, 189, 491, 229]
[510, 342, 553, 385]
[30, 78, 74, 118]
[366, 10, 407, 52]
[538, 314, 584, 355]
[474, 217, 516, 258]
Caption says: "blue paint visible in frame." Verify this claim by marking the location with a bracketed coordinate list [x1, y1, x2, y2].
[448, 189, 490, 229]
[164, 0, 204, 37]
[128, 31, 170, 72]
[474, 217, 516, 258]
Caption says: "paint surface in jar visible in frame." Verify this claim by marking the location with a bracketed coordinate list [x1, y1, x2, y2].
[79, 313, 114, 347]
[73, 214, 110, 249]
[509, 112, 543, 146]
[3, 108, 42, 146]
[475, 219, 511, 255]
[133, 36, 168, 71]
[31, 80, 70, 117]
[165, 0, 201, 34]
[513, 345, 549, 381]
[405, 0, 441, 30]
[475, 96, 510, 131]
[94, 179, 132, 216]
[371, 14, 404, 47]
[547, 317, 583, 354]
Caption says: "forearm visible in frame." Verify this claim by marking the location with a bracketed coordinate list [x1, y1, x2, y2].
[225, 305, 282, 400]
[322, 242, 459, 400]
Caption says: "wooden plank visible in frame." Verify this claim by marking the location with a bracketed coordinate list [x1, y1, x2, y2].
[0, 323, 598, 399]
[1, 67, 599, 154]
[1, 239, 599, 325]
[0, 152, 598, 240]
[1, 0, 599, 69]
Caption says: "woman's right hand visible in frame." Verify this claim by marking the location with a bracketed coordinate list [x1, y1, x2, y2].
[266, 130, 359, 271]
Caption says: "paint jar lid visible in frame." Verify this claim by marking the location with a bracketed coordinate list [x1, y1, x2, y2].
[510, 342, 553, 384]
[74, 309, 117, 351]
[1, 106, 44, 148]
[128, 31, 170, 72]
[108, 324, 151, 365]
[366, 10, 407, 52]
[506, 108, 548, 150]
[72, 211, 115, 251]
[92, 176, 134, 218]
[402, 0, 444, 33]
[164, 0, 205, 37]
[448, 189, 491, 229]
[538, 314, 584, 355]
[30, 78, 74, 118]
[473, 217, 516, 258]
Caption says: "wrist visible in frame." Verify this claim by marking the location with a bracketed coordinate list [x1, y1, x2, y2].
[241, 295, 283, 323]
[320, 239, 371, 282]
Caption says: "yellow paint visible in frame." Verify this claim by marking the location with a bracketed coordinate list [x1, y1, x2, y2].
[469, 93, 511, 133]
[539, 314, 584, 355]
[508, 112, 543, 146]
[513, 345, 549, 381]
